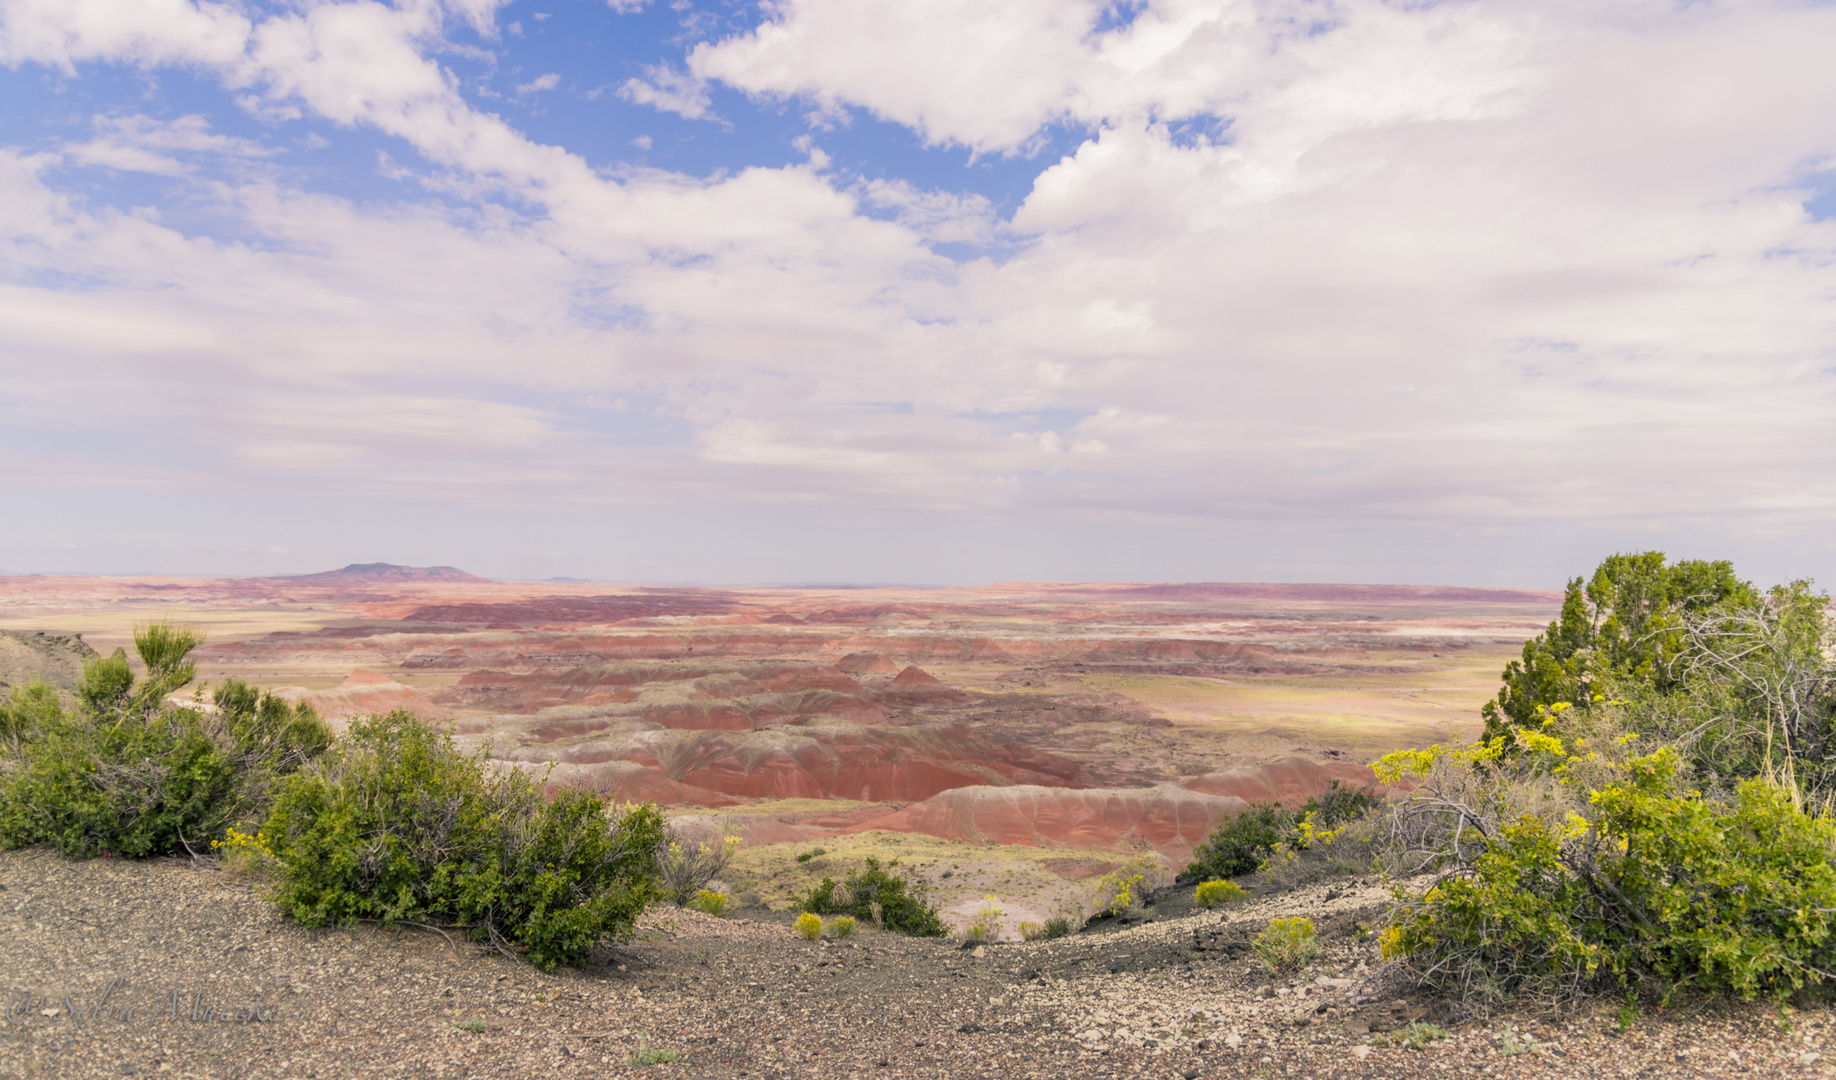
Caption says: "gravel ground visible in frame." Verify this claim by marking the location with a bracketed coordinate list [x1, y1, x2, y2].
[1, 848, 1830, 1080]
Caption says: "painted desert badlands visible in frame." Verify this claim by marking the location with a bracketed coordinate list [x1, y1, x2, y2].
[0, 565, 1557, 928]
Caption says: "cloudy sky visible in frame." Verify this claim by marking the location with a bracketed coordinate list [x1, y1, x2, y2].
[0, 0, 1832, 586]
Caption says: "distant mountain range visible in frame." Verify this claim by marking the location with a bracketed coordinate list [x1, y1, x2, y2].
[279, 563, 492, 584]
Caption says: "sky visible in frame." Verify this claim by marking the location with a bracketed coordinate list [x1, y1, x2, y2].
[0, 0, 1834, 587]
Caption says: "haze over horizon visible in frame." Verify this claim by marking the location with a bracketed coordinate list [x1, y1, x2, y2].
[2, 1, 1834, 588]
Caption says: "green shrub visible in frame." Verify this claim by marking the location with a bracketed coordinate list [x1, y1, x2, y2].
[0, 701, 238, 858]
[796, 847, 826, 863]
[212, 679, 332, 767]
[967, 895, 1004, 941]
[262, 711, 665, 972]
[0, 680, 62, 744]
[1187, 782, 1384, 884]
[829, 915, 857, 938]
[1092, 854, 1159, 917]
[658, 828, 740, 906]
[1253, 916, 1318, 974]
[1186, 803, 1292, 879]
[686, 889, 729, 916]
[797, 856, 946, 937]
[798, 876, 843, 913]
[1195, 879, 1248, 907]
[1042, 916, 1071, 939]
[1385, 746, 1836, 1009]
[0, 629, 331, 862]
[794, 912, 823, 941]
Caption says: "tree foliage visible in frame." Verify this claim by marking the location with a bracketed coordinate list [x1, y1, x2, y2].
[1484, 553, 1756, 740]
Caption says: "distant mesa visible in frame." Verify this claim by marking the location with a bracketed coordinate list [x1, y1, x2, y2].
[282, 563, 492, 584]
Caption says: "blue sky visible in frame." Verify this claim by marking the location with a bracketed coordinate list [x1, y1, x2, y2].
[1, 0, 1835, 587]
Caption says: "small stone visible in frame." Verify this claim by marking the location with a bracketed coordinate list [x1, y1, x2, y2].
[1183, 1071, 1200, 1079]
[1351, 1045, 1373, 1060]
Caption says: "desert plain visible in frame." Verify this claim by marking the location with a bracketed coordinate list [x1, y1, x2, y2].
[0, 565, 1560, 928]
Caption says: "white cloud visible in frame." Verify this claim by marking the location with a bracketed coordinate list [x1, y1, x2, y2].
[0, 0, 252, 70]
[617, 62, 714, 121]
[858, 179, 997, 245]
[516, 72, 559, 94]
[0, 0, 1834, 577]
[64, 113, 272, 175]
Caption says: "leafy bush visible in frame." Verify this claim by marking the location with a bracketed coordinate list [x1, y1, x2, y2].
[686, 889, 729, 916]
[797, 856, 946, 936]
[1384, 743, 1836, 1010]
[1, 700, 238, 858]
[0, 626, 333, 863]
[794, 912, 823, 941]
[1186, 783, 1383, 883]
[1253, 916, 1318, 974]
[0, 679, 61, 744]
[1092, 854, 1161, 917]
[657, 826, 740, 906]
[796, 847, 826, 863]
[829, 915, 857, 938]
[967, 895, 1004, 941]
[1187, 803, 1290, 879]
[1042, 916, 1071, 939]
[1018, 920, 1044, 941]
[262, 711, 665, 972]
[1195, 879, 1247, 906]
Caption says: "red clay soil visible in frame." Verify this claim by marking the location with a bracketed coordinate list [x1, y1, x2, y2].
[290, 670, 451, 725]
[836, 651, 897, 673]
[1180, 758, 1392, 804]
[842, 781, 1248, 865]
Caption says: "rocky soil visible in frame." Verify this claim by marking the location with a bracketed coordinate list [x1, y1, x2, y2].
[2, 848, 1827, 1080]
[0, 631, 96, 700]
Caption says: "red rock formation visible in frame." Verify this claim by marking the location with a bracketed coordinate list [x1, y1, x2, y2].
[843, 782, 1248, 865]
[891, 665, 942, 685]
[836, 652, 896, 673]
[292, 670, 450, 725]
[1178, 757, 1389, 805]
[832, 757, 1397, 862]
[512, 722, 1091, 805]
[491, 758, 739, 807]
